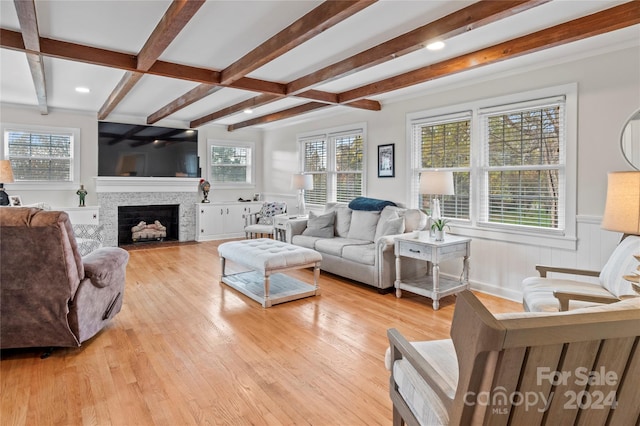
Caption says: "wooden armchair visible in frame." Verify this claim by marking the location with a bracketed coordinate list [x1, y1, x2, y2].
[387, 291, 640, 426]
[522, 235, 639, 312]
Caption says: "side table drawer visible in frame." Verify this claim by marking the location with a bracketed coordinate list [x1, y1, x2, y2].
[397, 240, 433, 261]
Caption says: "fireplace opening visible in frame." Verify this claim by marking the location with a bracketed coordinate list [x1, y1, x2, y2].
[118, 204, 179, 246]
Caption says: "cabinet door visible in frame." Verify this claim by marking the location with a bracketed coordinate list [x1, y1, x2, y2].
[197, 205, 224, 240]
[225, 204, 250, 233]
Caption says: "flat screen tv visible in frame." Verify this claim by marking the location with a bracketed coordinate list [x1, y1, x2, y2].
[98, 122, 199, 177]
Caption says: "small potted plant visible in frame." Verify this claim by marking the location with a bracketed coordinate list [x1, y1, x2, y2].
[431, 218, 450, 241]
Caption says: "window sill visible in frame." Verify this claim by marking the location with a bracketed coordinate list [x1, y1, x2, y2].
[5, 182, 79, 191]
[448, 223, 577, 250]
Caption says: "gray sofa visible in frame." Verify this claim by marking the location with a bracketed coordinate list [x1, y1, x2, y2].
[286, 201, 429, 290]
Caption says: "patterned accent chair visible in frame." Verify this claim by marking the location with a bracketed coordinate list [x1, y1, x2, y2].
[0, 207, 129, 353]
[244, 201, 287, 239]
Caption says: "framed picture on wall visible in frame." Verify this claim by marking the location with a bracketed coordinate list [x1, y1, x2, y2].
[9, 195, 22, 206]
[378, 143, 395, 178]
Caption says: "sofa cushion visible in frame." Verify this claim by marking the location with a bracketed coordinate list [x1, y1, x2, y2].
[403, 209, 428, 232]
[599, 235, 639, 297]
[347, 210, 380, 242]
[375, 211, 405, 240]
[348, 196, 397, 211]
[291, 234, 322, 249]
[302, 211, 335, 238]
[315, 237, 370, 257]
[342, 243, 376, 265]
[325, 204, 352, 237]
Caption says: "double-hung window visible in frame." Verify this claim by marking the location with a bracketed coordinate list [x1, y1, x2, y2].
[409, 84, 576, 248]
[2, 123, 80, 189]
[411, 112, 471, 220]
[206, 139, 254, 187]
[480, 98, 566, 231]
[299, 124, 365, 205]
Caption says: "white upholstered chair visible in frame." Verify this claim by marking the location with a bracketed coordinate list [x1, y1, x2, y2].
[521, 235, 639, 312]
[386, 290, 640, 426]
[244, 201, 287, 239]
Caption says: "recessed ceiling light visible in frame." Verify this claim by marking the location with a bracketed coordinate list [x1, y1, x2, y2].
[243, 108, 253, 114]
[75, 87, 90, 93]
[426, 41, 445, 51]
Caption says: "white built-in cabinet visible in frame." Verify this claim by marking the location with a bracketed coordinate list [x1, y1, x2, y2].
[196, 202, 262, 241]
[58, 206, 100, 225]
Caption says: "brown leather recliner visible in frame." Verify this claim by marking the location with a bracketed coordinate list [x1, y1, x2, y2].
[0, 207, 129, 350]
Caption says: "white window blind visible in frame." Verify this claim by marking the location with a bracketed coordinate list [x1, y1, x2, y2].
[210, 144, 252, 184]
[332, 132, 363, 203]
[411, 113, 471, 220]
[300, 125, 365, 205]
[302, 136, 327, 205]
[5, 130, 74, 182]
[479, 97, 566, 231]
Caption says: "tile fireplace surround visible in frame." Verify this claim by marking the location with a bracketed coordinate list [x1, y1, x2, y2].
[95, 177, 199, 247]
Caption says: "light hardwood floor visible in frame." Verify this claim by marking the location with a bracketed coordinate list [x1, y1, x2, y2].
[1, 240, 521, 425]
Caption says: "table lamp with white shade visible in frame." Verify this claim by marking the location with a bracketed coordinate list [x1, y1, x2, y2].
[601, 171, 640, 292]
[419, 170, 455, 220]
[0, 160, 15, 206]
[291, 173, 313, 215]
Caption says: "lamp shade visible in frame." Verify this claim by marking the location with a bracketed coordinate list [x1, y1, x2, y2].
[420, 171, 454, 195]
[601, 171, 640, 235]
[291, 173, 314, 191]
[0, 160, 14, 183]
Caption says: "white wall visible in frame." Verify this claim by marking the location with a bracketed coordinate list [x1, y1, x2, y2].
[0, 107, 264, 205]
[262, 46, 640, 300]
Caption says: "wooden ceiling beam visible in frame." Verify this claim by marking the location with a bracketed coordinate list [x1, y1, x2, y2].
[220, 0, 376, 85]
[190, 94, 281, 128]
[99, 0, 204, 120]
[286, 0, 549, 96]
[98, 72, 144, 120]
[339, 1, 640, 104]
[137, 0, 205, 71]
[227, 102, 332, 132]
[148, 84, 223, 124]
[14, 0, 47, 114]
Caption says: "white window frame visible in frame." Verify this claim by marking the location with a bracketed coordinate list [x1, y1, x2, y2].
[1, 122, 81, 190]
[206, 139, 255, 188]
[298, 122, 366, 206]
[407, 84, 577, 250]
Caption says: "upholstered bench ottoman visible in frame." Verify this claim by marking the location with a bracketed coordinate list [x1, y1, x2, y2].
[218, 238, 322, 307]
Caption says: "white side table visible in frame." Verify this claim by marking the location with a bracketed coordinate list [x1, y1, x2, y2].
[273, 214, 308, 241]
[394, 234, 471, 310]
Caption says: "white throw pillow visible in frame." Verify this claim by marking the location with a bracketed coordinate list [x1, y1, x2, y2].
[347, 210, 380, 242]
[599, 235, 640, 297]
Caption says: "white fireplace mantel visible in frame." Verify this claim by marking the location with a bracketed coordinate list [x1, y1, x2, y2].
[94, 177, 200, 193]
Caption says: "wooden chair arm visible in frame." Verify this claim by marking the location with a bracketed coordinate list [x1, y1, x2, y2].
[553, 290, 619, 311]
[387, 328, 453, 411]
[535, 264, 600, 278]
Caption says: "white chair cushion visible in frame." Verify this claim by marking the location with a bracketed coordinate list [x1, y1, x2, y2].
[385, 339, 457, 426]
[521, 277, 612, 312]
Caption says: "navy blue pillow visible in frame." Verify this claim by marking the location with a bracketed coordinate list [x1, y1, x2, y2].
[348, 197, 397, 211]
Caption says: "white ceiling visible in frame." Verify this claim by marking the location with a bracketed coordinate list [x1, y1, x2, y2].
[1, 0, 639, 130]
